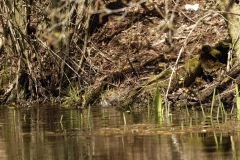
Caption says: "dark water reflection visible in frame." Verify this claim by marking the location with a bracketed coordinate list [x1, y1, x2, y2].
[0, 105, 240, 160]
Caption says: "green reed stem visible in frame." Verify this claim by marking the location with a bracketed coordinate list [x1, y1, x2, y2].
[155, 83, 162, 115]
[236, 85, 240, 111]
[199, 100, 206, 118]
[60, 115, 63, 123]
[213, 132, 218, 148]
[148, 96, 151, 122]
[167, 102, 170, 117]
[60, 115, 63, 130]
[87, 105, 91, 129]
[210, 88, 216, 117]
[123, 112, 126, 125]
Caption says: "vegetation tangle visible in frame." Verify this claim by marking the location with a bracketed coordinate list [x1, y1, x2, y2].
[0, 0, 240, 113]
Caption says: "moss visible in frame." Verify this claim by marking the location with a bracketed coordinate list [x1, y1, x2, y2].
[209, 48, 221, 59]
[183, 56, 202, 87]
[144, 55, 202, 92]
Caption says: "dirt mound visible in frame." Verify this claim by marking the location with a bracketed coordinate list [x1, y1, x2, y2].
[81, 0, 230, 108]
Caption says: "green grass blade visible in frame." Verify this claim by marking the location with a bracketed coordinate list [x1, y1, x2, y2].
[155, 86, 162, 114]
[198, 94, 206, 118]
[236, 85, 240, 110]
[148, 96, 151, 123]
[210, 88, 216, 117]
[155, 82, 162, 124]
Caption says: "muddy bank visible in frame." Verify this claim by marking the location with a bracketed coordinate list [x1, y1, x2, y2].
[1, 0, 239, 109]
[79, 0, 235, 109]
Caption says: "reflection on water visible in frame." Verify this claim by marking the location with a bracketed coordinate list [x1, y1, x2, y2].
[0, 105, 239, 159]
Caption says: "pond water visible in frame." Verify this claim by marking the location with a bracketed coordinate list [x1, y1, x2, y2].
[0, 104, 240, 160]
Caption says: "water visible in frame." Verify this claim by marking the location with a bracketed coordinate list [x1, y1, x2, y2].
[0, 104, 239, 160]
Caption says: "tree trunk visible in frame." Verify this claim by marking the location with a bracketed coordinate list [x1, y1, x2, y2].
[217, 0, 240, 59]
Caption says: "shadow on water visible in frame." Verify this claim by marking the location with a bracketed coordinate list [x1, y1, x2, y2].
[0, 104, 240, 160]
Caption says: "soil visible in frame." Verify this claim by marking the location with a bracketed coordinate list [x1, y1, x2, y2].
[81, 0, 230, 108]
